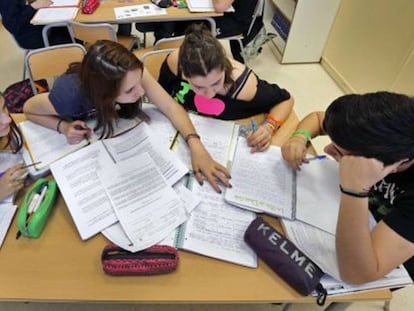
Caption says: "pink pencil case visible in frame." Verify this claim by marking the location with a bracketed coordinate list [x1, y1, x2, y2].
[101, 244, 179, 276]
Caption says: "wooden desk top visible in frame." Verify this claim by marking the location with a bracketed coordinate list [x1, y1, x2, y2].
[75, 0, 221, 24]
[1, 112, 391, 303]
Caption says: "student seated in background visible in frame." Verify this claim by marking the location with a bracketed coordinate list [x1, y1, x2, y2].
[0, 0, 71, 49]
[281, 91, 414, 283]
[158, 24, 294, 152]
[23, 40, 230, 193]
[0, 92, 27, 201]
[149, 0, 264, 63]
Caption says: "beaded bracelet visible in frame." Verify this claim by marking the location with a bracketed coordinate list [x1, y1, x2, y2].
[262, 121, 276, 135]
[184, 133, 201, 144]
[292, 129, 312, 143]
[339, 185, 370, 198]
[56, 119, 64, 134]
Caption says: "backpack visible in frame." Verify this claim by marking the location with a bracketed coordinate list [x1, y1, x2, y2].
[3, 79, 49, 113]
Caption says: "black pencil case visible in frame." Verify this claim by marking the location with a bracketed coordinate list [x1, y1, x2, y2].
[101, 244, 179, 276]
[244, 217, 327, 305]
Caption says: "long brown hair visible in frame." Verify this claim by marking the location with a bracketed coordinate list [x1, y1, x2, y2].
[67, 40, 146, 138]
[0, 92, 23, 152]
[178, 24, 234, 88]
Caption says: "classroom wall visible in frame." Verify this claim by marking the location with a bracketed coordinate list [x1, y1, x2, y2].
[320, 0, 414, 95]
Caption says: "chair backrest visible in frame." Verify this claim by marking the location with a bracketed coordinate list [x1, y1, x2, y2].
[25, 43, 86, 94]
[246, 0, 265, 36]
[138, 49, 177, 80]
[154, 36, 185, 50]
[68, 21, 118, 48]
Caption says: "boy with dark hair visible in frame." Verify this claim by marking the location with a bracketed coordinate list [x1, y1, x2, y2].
[282, 91, 414, 284]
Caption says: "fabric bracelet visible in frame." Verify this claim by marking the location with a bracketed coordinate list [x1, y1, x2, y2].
[292, 129, 312, 143]
[184, 133, 201, 144]
[266, 114, 283, 128]
[56, 119, 64, 134]
[339, 185, 370, 198]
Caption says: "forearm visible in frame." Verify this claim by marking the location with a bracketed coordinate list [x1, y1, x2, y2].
[336, 195, 379, 284]
[268, 97, 294, 125]
[293, 111, 325, 140]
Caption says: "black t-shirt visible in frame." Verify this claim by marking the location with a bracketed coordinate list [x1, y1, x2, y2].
[158, 58, 291, 120]
[369, 165, 414, 279]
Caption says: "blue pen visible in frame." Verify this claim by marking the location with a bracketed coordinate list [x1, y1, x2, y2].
[250, 118, 258, 132]
[307, 155, 327, 161]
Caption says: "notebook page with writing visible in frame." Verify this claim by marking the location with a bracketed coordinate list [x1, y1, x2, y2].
[173, 114, 239, 168]
[224, 137, 296, 219]
[31, 7, 79, 25]
[175, 179, 257, 268]
[19, 120, 87, 170]
[0, 204, 17, 249]
[295, 157, 341, 234]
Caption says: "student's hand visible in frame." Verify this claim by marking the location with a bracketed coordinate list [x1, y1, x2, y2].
[0, 164, 28, 200]
[31, 0, 53, 9]
[63, 120, 91, 145]
[188, 140, 231, 193]
[246, 125, 272, 153]
[281, 136, 308, 170]
[339, 156, 406, 193]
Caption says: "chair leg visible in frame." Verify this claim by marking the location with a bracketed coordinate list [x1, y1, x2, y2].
[383, 300, 391, 311]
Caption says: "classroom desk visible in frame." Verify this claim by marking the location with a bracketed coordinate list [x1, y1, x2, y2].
[0, 112, 391, 304]
[75, 0, 221, 34]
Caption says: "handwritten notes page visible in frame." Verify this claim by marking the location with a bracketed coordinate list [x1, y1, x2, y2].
[174, 113, 239, 168]
[99, 153, 187, 251]
[19, 120, 87, 170]
[0, 204, 17, 249]
[224, 137, 296, 219]
[175, 179, 257, 268]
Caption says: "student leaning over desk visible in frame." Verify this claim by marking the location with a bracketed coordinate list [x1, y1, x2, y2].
[23, 40, 230, 193]
[0, 92, 27, 201]
[158, 24, 294, 153]
[281, 91, 414, 284]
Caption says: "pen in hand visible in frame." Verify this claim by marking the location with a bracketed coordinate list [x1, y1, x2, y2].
[74, 124, 92, 141]
[250, 118, 258, 132]
[306, 155, 327, 161]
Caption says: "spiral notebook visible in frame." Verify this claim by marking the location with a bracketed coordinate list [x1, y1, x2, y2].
[224, 136, 296, 220]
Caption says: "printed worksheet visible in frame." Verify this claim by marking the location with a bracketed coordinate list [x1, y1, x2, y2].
[114, 4, 166, 20]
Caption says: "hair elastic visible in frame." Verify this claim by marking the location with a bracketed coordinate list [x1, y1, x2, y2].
[56, 119, 64, 134]
[184, 133, 200, 144]
[339, 185, 370, 198]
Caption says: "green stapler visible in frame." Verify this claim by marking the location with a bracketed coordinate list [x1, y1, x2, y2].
[17, 178, 58, 239]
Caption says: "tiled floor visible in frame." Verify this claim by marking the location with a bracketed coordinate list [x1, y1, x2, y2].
[1, 23, 413, 311]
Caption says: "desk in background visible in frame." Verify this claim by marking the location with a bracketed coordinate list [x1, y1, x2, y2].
[0, 112, 391, 304]
[75, 0, 221, 34]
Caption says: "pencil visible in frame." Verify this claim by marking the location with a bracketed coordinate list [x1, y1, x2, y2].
[22, 161, 42, 169]
[169, 131, 180, 150]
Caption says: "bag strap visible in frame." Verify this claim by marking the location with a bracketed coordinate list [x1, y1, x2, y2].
[315, 283, 327, 306]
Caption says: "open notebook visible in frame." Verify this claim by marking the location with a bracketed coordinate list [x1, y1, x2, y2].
[19, 118, 140, 172]
[224, 136, 296, 220]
